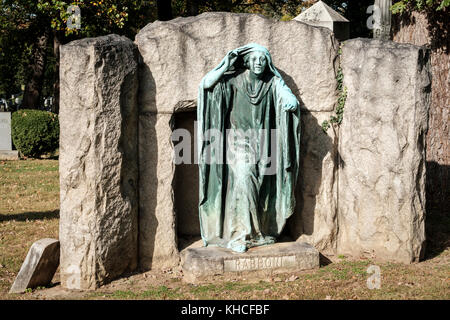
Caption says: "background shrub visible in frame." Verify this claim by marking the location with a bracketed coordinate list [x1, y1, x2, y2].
[11, 110, 59, 158]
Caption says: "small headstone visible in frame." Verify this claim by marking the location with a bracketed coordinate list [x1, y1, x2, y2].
[0, 112, 18, 160]
[181, 242, 319, 283]
[0, 112, 13, 150]
[9, 238, 60, 294]
[294, 0, 349, 41]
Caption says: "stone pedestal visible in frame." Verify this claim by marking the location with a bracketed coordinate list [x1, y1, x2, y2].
[181, 242, 319, 282]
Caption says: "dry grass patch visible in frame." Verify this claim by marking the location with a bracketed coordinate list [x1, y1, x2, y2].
[0, 160, 59, 299]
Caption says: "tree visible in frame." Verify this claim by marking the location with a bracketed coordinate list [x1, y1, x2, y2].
[0, 1, 156, 111]
[0, 3, 31, 98]
[0, 1, 49, 107]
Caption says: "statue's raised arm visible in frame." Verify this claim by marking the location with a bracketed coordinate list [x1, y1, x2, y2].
[200, 49, 239, 89]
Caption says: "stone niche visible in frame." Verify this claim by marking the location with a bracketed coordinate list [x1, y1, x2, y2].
[59, 12, 430, 289]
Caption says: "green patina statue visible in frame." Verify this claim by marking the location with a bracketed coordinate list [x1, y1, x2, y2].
[197, 43, 300, 253]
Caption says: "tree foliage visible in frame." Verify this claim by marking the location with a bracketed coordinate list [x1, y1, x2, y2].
[6, 1, 434, 109]
[391, 0, 450, 14]
[11, 109, 60, 157]
[0, 1, 156, 106]
[0, 1, 41, 97]
[36, 1, 155, 38]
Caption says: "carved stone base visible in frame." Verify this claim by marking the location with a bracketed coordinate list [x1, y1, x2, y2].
[181, 242, 319, 283]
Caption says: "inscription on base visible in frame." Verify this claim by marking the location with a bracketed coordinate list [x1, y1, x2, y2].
[224, 255, 297, 272]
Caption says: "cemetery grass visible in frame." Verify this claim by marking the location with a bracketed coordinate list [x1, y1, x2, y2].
[0, 160, 449, 300]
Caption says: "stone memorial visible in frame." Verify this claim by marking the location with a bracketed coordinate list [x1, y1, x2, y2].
[294, 0, 349, 41]
[179, 42, 320, 279]
[57, 12, 430, 289]
[0, 112, 18, 160]
[136, 12, 340, 273]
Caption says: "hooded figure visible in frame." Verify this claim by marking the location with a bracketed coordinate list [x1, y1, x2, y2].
[197, 43, 300, 252]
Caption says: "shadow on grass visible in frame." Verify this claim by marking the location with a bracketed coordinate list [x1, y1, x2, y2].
[423, 163, 450, 261]
[424, 210, 450, 260]
[0, 210, 59, 222]
[319, 253, 333, 267]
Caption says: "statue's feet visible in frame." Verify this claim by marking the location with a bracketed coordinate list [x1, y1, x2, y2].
[229, 240, 248, 253]
[250, 235, 276, 247]
[263, 236, 276, 244]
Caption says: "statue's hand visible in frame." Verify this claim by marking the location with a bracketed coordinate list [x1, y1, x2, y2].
[282, 95, 298, 112]
[224, 49, 239, 69]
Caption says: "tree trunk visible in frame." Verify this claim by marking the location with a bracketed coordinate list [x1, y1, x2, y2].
[22, 31, 49, 109]
[157, 0, 173, 21]
[186, 0, 199, 16]
[392, 9, 449, 221]
[52, 33, 61, 114]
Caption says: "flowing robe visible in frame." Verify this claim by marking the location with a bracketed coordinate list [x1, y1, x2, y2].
[197, 45, 301, 252]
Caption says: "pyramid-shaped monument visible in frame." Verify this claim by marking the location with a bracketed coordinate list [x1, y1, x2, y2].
[294, 1, 349, 40]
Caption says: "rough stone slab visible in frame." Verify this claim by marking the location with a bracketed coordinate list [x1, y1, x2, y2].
[0, 150, 19, 160]
[59, 34, 139, 289]
[9, 239, 59, 294]
[338, 39, 430, 263]
[289, 111, 338, 254]
[139, 113, 180, 270]
[135, 12, 339, 113]
[181, 242, 319, 282]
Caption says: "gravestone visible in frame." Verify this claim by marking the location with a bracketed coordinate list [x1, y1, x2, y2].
[57, 12, 431, 289]
[0, 112, 18, 160]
